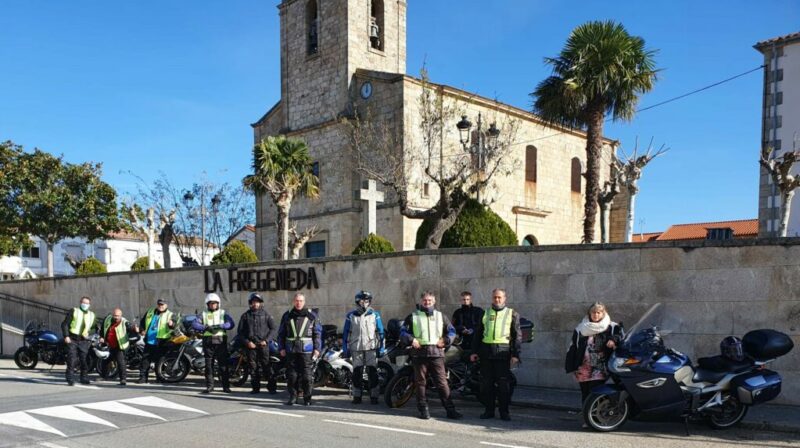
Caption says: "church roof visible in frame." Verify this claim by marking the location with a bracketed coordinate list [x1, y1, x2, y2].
[251, 101, 282, 128]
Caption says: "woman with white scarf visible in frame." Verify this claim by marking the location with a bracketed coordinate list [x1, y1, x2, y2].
[564, 302, 623, 417]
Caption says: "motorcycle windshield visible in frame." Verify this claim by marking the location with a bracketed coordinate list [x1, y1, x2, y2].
[620, 303, 683, 354]
[24, 320, 36, 334]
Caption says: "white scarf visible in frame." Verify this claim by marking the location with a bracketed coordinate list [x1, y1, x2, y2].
[576, 314, 611, 337]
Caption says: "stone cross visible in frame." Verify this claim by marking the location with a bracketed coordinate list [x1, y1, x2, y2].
[358, 179, 385, 236]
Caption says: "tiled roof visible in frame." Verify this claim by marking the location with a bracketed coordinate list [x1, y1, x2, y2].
[107, 230, 218, 248]
[754, 31, 800, 49]
[655, 219, 758, 241]
[631, 232, 661, 243]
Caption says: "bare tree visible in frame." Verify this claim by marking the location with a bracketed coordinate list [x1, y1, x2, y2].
[159, 209, 177, 268]
[597, 159, 622, 244]
[129, 206, 158, 269]
[618, 139, 667, 242]
[342, 70, 519, 249]
[288, 223, 319, 260]
[760, 140, 800, 237]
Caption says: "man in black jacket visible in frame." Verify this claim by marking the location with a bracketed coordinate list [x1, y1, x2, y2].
[451, 291, 483, 348]
[470, 288, 522, 421]
[238, 293, 278, 394]
[61, 296, 100, 386]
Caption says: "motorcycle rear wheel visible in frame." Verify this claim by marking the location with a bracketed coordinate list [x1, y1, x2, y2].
[384, 371, 415, 408]
[707, 395, 748, 429]
[229, 361, 249, 387]
[156, 355, 190, 383]
[583, 392, 629, 432]
[14, 347, 38, 369]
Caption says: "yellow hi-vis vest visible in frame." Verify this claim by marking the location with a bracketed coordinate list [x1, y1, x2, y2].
[482, 307, 513, 344]
[287, 317, 311, 344]
[203, 310, 226, 337]
[144, 308, 173, 340]
[68, 308, 96, 338]
[412, 310, 443, 346]
[103, 315, 130, 350]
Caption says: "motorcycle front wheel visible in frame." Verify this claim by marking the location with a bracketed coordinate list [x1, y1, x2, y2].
[384, 370, 415, 408]
[706, 395, 748, 429]
[583, 392, 629, 432]
[156, 354, 190, 383]
[14, 347, 38, 369]
[100, 359, 120, 379]
[229, 359, 250, 387]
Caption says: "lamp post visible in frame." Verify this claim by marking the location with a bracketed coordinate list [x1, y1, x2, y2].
[210, 193, 222, 253]
[184, 188, 219, 266]
[456, 112, 500, 203]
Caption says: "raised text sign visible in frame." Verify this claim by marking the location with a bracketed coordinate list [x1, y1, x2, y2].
[204, 267, 320, 293]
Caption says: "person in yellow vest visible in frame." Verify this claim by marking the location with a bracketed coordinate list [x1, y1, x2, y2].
[137, 298, 175, 384]
[277, 293, 322, 406]
[61, 296, 100, 386]
[99, 308, 138, 386]
[470, 288, 522, 421]
[192, 293, 235, 394]
[399, 291, 462, 420]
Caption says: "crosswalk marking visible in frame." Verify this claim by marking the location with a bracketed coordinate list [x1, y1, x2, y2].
[0, 411, 66, 437]
[28, 405, 118, 428]
[248, 408, 305, 418]
[76, 401, 166, 420]
[119, 396, 207, 414]
[322, 419, 435, 436]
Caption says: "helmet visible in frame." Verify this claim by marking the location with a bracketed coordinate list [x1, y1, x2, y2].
[248, 293, 264, 303]
[205, 293, 221, 305]
[355, 290, 373, 305]
[720, 336, 745, 362]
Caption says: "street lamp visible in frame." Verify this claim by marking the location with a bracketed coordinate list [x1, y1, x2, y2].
[456, 112, 501, 202]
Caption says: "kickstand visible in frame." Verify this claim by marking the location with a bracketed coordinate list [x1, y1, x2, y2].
[683, 416, 690, 437]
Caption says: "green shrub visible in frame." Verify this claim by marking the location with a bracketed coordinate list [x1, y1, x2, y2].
[131, 256, 161, 271]
[352, 233, 395, 255]
[415, 199, 518, 249]
[75, 257, 107, 275]
[211, 240, 259, 265]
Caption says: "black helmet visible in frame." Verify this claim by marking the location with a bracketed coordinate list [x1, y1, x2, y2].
[721, 336, 745, 362]
[355, 290, 373, 305]
[248, 293, 264, 303]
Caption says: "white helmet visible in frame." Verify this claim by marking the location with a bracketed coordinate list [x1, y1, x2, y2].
[205, 293, 221, 304]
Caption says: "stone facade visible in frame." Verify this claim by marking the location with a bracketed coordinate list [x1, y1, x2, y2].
[1, 239, 799, 405]
[252, 0, 625, 260]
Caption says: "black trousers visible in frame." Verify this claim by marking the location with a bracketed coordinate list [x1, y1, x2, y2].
[246, 344, 274, 391]
[203, 340, 230, 389]
[139, 343, 164, 380]
[66, 340, 90, 383]
[109, 347, 127, 382]
[286, 353, 313, 398]
[579, 379, 605, 405]
[480, 357, 512, 415]
[352, 365, 379, 398]
[412, 357, 455, 411]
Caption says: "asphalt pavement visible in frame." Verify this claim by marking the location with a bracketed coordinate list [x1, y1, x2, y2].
[0, 360, 797, 448]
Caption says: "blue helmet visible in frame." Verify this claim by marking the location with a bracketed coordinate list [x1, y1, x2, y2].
[355, 290, 373, 305]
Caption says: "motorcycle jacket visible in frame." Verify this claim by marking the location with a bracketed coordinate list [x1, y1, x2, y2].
[471, 306, 522, 359]
[278, 308, 322, 354]
[342, 307, 385, 353]
[452, 304, 484, 345]
[191, 310, 235, 345]
[400, 306, 456, 358]
[238, 307, 277, 344]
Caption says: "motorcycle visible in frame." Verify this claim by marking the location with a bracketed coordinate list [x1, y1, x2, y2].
[155, 316, 205, 383]
[98, 333, 146, 379]
[583, 304, 795, 432]
[14, 320, 101, 374]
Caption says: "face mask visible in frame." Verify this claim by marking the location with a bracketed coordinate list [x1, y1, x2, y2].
[80, 303, 90, 311]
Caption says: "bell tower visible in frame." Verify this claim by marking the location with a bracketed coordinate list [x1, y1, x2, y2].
[277, 0, 407, 131]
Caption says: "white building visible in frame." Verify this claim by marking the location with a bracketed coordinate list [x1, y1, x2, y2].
[755, 31, 800, 237]
[223, 225, 256, 252]
[0, 231, 219, 280]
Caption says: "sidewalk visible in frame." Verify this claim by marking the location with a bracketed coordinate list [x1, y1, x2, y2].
[511, 385, 800, 434]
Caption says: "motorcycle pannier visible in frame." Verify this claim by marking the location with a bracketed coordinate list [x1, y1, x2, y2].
[520, 318, 534, 343]
[731, 370, 782, 405]
[742, 329, 794, 361]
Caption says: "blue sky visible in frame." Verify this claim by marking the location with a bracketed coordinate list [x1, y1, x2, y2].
[1, 1, 798, 234]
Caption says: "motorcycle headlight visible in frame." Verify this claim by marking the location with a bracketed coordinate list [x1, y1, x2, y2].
[610, 354, 639, 373]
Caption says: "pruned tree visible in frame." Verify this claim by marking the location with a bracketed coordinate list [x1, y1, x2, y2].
[128, 206, 158, 270]
[618, 138, 667, 242]
[159, 209, 177, 268]
[342, 69, 519, 249]
[597, 159, 622, 244]
[760, 141, 800, 237]
[243, 136, 320, 260]
[288, 223, 319, 260]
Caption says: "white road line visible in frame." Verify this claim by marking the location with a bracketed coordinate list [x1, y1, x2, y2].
[29, 405, 117, 428]
[39, 442, 70, 448]
[119, 396, 207, 414]
[0, 411, 66, 437]
[480, 442, 531, 448]
[77, 401, 165, 420]
[322, 419, 434, 436]
[248, 408, 305, 418]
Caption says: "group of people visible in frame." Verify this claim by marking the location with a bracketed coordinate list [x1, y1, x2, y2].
[61, 289, 617, 424]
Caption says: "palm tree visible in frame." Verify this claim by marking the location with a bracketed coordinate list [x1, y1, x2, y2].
[531, 21, 658, 243]
[243, 136, 319, 260]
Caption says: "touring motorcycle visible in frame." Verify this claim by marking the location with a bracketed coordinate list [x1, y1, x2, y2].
[15, 320, 102, 373]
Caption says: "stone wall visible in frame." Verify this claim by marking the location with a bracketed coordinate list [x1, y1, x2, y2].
[3, 239, 799, 405]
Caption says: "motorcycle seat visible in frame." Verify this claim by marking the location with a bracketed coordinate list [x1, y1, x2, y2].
[693, 356, 753, 383]
[692, 368, 728, 384]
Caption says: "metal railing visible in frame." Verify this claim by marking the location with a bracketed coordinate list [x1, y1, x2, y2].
[0, 292, 69, 356]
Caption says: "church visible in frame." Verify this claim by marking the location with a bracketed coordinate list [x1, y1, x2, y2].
[252, 0, 626, 259]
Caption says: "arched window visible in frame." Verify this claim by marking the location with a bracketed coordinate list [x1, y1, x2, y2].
[522, 235, 538, 246]
[306, 0, 319, 55]
[570, 157, 581, 193]
[525, 146, 537, 182]
[370, 0, 384, 51]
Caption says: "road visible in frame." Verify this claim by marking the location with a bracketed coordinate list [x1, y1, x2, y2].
[0, 362, 797, 448]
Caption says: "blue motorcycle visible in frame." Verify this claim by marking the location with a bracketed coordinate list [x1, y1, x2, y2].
[583, 305, 794, 432]
[14, 320, 100, 373]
